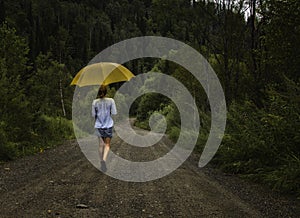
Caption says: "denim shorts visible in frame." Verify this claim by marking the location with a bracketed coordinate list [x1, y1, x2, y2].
[96, 127, 113, 138]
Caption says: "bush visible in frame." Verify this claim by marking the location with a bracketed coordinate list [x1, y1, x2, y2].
[168, 126, 180, 141]
[213, 90, 300, 196]
[34, 115, 74, 146]
[0, 122, 18, 160]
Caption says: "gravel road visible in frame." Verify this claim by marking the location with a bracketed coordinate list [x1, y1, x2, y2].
[0, 128, 299, 217]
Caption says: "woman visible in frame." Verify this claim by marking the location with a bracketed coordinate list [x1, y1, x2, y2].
[92, 85, 117, 172]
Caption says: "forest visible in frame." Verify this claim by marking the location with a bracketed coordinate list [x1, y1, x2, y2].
[0, 0, 299, 197]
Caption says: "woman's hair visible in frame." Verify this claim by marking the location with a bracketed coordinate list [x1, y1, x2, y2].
[97, 85, 107, 98]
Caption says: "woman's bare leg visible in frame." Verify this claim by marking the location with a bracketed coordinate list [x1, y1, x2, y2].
[102, 137, 111, 162]
[98, 137, 105, 161]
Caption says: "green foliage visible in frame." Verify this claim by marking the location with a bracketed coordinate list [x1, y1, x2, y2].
[0, 122, 18, 161]
[136, 93, 169, 122]
[27, 52, 73, 117]
[195, 110, 211, 150]
[213, 82, 300, 196]
[0, 23, 33, 152]
[168, 126, 180, 142]
[263, 0, 300, 82]
[33, 115, 74, 145]
[0, 142, 18, 161]
[0, 23, 74, 161]
[114, 91, 131, 122]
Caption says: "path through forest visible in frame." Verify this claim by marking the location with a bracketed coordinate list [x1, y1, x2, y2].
[0, 127, 299, 217]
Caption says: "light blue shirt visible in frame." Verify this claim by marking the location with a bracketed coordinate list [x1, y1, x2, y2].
[92, 98, 117, 129]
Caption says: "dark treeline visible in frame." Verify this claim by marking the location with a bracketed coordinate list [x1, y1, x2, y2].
[0, 0, 299, 196]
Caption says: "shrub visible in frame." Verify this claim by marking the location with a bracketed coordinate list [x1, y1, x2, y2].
[213, 90, 300, 196]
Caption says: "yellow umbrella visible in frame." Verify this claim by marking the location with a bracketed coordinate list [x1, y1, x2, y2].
[71, 62, 135, 87]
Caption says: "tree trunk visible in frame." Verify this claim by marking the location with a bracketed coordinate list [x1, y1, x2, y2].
[250, 0, 258, 79]
[59, 78, 66, 117]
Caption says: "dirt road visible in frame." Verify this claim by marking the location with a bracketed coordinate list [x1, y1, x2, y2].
[0, 130, 299, 217]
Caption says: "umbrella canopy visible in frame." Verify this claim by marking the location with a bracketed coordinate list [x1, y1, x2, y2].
[71, 62, 135, 87]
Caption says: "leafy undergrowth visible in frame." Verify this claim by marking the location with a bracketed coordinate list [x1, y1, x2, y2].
[0, 115, 74, 161]
[212, 92, 300, 198]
